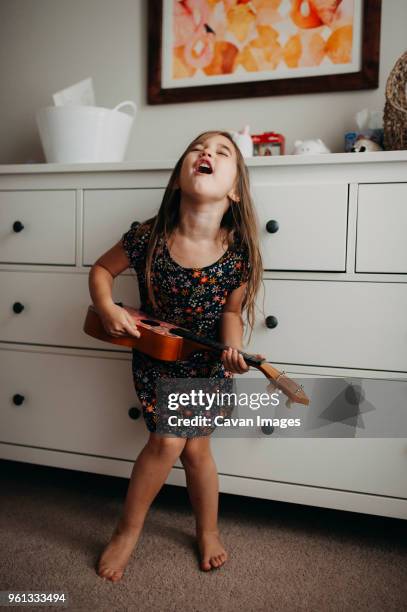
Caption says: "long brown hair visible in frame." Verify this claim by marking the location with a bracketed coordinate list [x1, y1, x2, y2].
[142, 130, 264, 345]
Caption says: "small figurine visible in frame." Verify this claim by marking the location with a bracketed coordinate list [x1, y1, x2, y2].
[293, 138, 331, 154]
[350, 136, 383, 152]
[229, 125, 254, 158]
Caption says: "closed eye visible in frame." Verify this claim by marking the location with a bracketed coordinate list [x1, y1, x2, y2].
[190, 147, 229, 157]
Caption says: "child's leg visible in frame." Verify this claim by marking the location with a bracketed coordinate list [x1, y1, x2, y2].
[97, 432, 187, 582]
[179, 436, 228, 571]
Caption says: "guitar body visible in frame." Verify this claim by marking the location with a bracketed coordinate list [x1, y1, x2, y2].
[83, 303, 201, 361]
[83, 303, 309, 406]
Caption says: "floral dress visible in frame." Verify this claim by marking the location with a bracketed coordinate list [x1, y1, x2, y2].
[121, 219, 251, 437]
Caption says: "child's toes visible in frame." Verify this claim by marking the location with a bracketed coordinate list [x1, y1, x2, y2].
[103, 568, 119, 581]
[103, 569, 114, 580]
[109, 569, 123, 581]
[97, 565, 108, 579]
[215, 553, 227, 568]
[200, 557, 211, 571]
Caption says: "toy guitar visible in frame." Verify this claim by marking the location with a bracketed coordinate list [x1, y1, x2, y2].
[83, 302, 309, 406]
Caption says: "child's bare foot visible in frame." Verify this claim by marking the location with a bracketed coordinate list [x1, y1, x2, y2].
[197, 530, 228, 571]
[97, 520, 142, 582]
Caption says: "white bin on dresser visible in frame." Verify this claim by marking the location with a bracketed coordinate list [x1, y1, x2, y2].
[0, 152, 406, 520]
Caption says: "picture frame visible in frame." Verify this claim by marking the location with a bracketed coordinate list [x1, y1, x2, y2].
[147, 0, 382, 105]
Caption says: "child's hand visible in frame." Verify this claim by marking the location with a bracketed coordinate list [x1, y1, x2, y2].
[98, 303, 141, 338]
[221, 347, 266, 374]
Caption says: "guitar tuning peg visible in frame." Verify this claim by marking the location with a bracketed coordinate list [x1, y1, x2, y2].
[267, 381, 278, 393]
[285, 397, 293, 409]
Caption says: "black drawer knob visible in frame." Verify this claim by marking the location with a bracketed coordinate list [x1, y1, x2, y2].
[13, 221, 24, 232]
[266, 220, 279, 234]
[128, 406, 142, 420]
[13, 394, 25, 406]
[261, 425, 274, 435]
[12, 302, 25, 314]
[265, 315, 278, 329]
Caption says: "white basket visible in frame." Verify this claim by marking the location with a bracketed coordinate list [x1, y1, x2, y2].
[36, 101, 137, 163]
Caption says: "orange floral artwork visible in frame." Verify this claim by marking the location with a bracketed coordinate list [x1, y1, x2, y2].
[148, 0, 381, 103]
[168, 0, 358, 84]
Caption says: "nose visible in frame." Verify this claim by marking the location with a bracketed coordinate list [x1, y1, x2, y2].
[201, 148, 213, 158]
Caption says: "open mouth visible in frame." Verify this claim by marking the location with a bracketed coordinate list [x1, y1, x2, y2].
[194, 161, 213, 175]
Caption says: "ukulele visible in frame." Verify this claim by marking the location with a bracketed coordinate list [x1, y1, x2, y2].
[83, 302, 309, 406]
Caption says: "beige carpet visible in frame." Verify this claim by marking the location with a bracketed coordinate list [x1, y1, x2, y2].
[1, 459, 406, 612]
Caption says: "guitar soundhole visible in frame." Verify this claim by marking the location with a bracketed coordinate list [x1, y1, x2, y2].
[140, 319, 160, 326]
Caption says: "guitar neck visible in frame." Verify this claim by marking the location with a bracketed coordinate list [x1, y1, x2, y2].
[170, 327, 264, 367]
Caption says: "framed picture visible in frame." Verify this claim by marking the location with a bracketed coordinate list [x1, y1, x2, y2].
[147, 0, 381, 105]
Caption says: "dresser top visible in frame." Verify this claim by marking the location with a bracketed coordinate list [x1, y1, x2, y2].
[1, 150, 406, 174]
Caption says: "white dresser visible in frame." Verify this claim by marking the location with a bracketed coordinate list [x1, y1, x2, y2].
[1, 151, 406, 520]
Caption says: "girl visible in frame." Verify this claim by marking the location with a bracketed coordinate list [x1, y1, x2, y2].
[88, 130, 264, 582]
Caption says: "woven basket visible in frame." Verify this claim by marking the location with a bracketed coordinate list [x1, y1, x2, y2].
[383, 50, 407, 150]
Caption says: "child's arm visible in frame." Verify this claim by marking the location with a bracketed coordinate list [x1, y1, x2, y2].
[219, 283, 266, 374]
[89, 240, 128, 309]
[219, 283, 247, 351]
[88, 240, 140, 337]
[219, 284, 252, 374]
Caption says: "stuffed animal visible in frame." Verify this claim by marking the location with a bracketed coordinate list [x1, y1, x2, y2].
[350, 136, 383, 152]
[229, 125, 254, 158]
[293, 138, 331, 154]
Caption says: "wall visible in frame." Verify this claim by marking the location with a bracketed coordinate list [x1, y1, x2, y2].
[0, 0, 405, 164]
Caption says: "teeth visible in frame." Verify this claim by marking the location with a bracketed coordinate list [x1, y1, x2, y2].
[197, 161, 212, 173]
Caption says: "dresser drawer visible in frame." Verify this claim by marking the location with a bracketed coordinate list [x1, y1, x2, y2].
[213, 438, 407, 499]
[356, 183, 407, 273]
[0, 190, 76, 265]
[0, 270, 140, 349]
[177, 372, 407, 498]
[0, 348, 147, 459]
[252, 183, 348, 271]
[83, 188, 164, 266]
[246, 280, 407, 371]
[209, 416, 407, 499]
